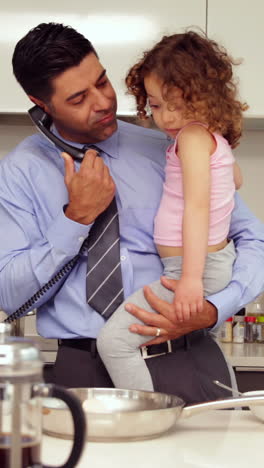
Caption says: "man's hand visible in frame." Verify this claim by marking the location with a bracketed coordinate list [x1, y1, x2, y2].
[125, 276, 217, 346]
[62, 149, 115, 225]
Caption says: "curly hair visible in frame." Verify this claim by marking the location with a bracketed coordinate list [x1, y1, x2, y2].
[126, 31, 248, 148]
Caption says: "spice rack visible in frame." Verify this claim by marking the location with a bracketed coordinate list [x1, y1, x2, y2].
[217, 295, 264, 371]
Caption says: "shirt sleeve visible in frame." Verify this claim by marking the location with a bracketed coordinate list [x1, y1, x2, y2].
[208, 193, 264, 329]
[0, 162, 92, 315]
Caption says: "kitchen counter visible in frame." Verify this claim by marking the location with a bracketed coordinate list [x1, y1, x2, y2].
[219, 341, 264, 368]
[42, 410, 263, 468]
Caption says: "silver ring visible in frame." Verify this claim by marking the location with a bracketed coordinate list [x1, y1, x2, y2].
[155, 328, 161, 337]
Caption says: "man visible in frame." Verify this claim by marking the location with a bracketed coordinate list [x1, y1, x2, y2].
[0, 23, 264, 403]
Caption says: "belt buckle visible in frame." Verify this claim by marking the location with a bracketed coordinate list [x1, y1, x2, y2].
[141, 340, 172, 360]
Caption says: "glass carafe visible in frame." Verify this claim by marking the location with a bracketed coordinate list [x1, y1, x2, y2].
[0, 323, 86, 468]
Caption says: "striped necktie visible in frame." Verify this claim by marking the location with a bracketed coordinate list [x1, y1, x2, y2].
[84, 145, 124, 319]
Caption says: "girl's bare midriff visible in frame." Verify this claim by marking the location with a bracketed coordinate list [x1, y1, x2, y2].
[156, 238, 228, 258]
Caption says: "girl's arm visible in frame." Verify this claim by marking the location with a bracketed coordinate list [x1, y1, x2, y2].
[173, 124, 213, 320]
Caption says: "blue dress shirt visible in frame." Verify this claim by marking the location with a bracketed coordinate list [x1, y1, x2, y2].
[0, 120, 264, 338]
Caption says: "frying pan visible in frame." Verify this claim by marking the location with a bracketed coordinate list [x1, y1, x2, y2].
[42, 387, 264, 442]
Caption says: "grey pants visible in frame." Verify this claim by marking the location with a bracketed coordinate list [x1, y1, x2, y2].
[97, 240, 236, 391]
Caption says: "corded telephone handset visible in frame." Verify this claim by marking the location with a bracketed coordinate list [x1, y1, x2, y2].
[4, 106, 89, 324]
[28, 105, 85, 161]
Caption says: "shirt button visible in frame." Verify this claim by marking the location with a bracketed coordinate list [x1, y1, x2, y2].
[78, 236, 85, 242]
[121, 255, 126, 261]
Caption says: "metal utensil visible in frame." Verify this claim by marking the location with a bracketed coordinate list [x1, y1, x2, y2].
[213, 379, 264, 423]
[213, 380, 243, 396]
[42, 387, 264, 442]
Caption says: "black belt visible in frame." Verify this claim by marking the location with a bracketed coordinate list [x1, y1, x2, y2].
[58, 330, 206, 358]
[141, 329, 207, 358]
[58, 338, 97, 352]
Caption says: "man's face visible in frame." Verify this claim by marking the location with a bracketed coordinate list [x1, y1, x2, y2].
[43, 53, 118, 143]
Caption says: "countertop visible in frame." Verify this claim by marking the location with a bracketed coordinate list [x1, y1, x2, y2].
[42, 410, 263, 468]
[219, 341, 264, 368]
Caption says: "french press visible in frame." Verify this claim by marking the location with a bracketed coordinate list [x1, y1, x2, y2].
[0, 323, 86, 468]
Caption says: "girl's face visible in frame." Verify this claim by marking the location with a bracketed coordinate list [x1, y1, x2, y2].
[144, 73, 194, 138]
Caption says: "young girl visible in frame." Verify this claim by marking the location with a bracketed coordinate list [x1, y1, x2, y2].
[96, 31, 246, 391]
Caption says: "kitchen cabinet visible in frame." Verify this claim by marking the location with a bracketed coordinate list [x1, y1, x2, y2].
[207, 0, 264, 118]
[220, 342, 264, 392]
[0, 0, 206, 113]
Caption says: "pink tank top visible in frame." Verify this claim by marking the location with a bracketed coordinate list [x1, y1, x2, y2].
[154, 123, 235, 246]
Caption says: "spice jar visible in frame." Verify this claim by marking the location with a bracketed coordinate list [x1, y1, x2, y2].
[233, 316, 245, 343]
[244, 316, 257, 343]
[246, 297, 264, 317]
[256, 316, 264, 343]
[220, 317, 233, 343]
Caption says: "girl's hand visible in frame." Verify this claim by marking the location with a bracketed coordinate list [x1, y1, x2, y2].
[125, 277, 217, 347]
[173, 277, 204, 322]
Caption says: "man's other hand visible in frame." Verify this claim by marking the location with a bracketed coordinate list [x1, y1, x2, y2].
[125, 276, 217, 346]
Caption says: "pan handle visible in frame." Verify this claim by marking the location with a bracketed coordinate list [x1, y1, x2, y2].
[181, 394, 264, 419]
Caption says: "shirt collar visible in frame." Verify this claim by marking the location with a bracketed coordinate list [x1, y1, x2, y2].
[51, 123, 120, 159]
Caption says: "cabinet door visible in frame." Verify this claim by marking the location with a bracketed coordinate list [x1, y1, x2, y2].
[0, 1, 206, 113]
[208, 0, 264, 117]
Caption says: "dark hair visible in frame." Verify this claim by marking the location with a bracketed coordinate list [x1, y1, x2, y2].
[126, 30, 248, 148]
[12, 22, 98, 102]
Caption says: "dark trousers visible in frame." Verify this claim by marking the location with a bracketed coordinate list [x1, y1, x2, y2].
[52, 331, 231, 404]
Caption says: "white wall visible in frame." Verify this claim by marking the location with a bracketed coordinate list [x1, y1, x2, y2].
[234, 131, 264, 221]
[0, 121, 264, 222]
[0, 0, 206, 113]
[208, 0, 264, 118]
